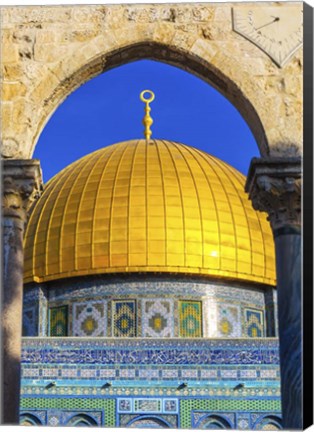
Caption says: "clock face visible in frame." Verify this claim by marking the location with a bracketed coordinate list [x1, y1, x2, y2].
[232, 6, 303, 67]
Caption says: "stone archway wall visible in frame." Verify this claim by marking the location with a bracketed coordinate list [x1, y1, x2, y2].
[1, 3, 302, 160]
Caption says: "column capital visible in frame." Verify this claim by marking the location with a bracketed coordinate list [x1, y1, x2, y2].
[2, 159, 43, 226]
[245, 157, 301, 233]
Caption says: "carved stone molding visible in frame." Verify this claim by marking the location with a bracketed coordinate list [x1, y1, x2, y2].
[245, 157, 301, 232]
[2, 160, 43, 226]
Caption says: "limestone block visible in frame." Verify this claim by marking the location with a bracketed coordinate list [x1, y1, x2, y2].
[35, 30, 57, 44]
[170, 30, 198, 53]
[30, 72, 60, 103]
[214, 6, 232, 21]
[34, 43, 68, 63]
[283, 75, 302, 96]
[201, 22, 232, 41]
[3, 6, 72, 24]
[2, 43, 19, 63]
[71, 5, 109, 25]
[240, 57, 267, 76]
[93, 33, 119, 55]
[2, 64, 24, 81]
[12, 100, 29, 126]
[2, 82, 27, 101]
[112, 26, 151, 48]
[60, 29, 99, 44]
[190, 38, 218, 62]
[1, 103, 13, 126]
[50, 55, 87, 81]
[152, 22, 176, 45]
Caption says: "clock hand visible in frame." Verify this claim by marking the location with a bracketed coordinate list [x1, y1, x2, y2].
[255, 16, 280, 30]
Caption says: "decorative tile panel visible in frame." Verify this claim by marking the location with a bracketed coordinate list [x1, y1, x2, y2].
[260, 369, 278, 379]
[162, 369, 178, 378]
[240, 369, 258, 378]
[118, 399, 132, 413]
[99, 369, 116, 378]
[245, 308, 264, 337]
[72, 301, 107, 337]
[134, 399, 162, 413]
[112, 300, 136, 337]
[182, 369, 198, 378]
[163, 399, 178, 413]
[142, 299, 174, 337]
[217, 304, 241, 337]
[179, 301, 202, 337]
[181, 400, 281, 429]
[138, 369, 159, 379]
[48, 414, 60, 426]
[237, 413, 251, 430]
[49, 306, 68, 336]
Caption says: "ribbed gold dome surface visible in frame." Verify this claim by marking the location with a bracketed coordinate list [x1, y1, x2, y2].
[24, 140, 276, 285]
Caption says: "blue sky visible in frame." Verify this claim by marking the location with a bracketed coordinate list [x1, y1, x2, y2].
[34, 59, 260, 182]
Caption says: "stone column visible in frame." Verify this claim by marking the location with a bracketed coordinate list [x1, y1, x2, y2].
[1, 160, 42, 425]
[245, 157, 301, 429]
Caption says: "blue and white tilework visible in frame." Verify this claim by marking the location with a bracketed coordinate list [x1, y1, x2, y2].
[217, 304, 241, 337]
[142, 299, 174, 337]
[72, 300, 107, 337]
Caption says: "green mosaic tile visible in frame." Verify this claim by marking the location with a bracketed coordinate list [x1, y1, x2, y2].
[50, 306, 68, 336]
[20, 398, 116, 427]
[180, 399, 281, 428]
[179, 301, 202, 337]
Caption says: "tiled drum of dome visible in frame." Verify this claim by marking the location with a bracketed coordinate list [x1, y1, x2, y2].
[142, 299, 174, 337]
[49, 306, 68, 336]
[179, 301, 202, 337]
[217, 304, 241, 337]
[245, 309, 264, 337]
[72, 301, 107, 336]
[113, 300, 136, 337]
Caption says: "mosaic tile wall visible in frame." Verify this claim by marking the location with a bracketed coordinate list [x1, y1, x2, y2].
[23, 285, 48, 336]
[20, 337, 281, 429]
[23, 276, 277, 338]
[49, 306, 68, 336]
[179, 301, 202, 337]
[142, 299, 174, 337]
[72, 301, 107, 336]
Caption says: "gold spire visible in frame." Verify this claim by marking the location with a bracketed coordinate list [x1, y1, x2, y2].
[140, 90, 155, 142]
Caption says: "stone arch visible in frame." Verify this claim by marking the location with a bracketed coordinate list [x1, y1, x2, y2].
[2, 4, 303, 160]
[29, 40, 269, 159]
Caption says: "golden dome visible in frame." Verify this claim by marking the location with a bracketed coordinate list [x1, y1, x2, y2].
[24, 140, 276, 285]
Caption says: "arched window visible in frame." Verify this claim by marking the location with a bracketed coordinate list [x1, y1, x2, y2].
[127, 415, 171, 428]
[197, 414, 232, 429]
[20, 413, 42, 426]
[254, 415, 282, 430]
[67, 414, 98, 427]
